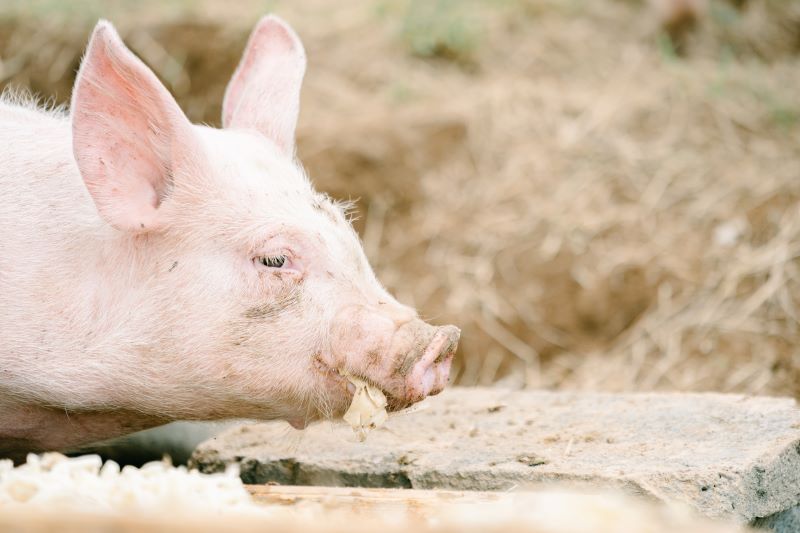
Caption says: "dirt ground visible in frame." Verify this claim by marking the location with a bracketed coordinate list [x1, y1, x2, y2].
[2, 0, 799, 396]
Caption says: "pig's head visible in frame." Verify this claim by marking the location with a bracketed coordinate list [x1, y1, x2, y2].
[68, 17, 459, 428]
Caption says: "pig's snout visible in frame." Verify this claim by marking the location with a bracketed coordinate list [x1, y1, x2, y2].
[403, 325, 460, 404]
[327, 305, 460, 411]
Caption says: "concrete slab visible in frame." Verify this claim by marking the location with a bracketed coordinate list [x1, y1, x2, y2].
[190, 388, 800, 524]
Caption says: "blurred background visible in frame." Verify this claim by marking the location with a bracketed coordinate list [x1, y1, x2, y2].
[2, 0, 798, 396]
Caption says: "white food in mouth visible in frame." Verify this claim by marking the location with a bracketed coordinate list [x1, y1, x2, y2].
[340, 372, 388, 442]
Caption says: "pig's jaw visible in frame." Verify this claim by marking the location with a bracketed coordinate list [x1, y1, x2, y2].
[308, 354, 354, 417]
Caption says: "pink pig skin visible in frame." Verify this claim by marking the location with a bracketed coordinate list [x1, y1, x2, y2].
[0, 16, 459, 460]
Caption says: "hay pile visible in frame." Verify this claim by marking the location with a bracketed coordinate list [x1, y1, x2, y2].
[1, 0, 798, 395]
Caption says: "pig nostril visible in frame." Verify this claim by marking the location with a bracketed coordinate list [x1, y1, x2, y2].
[434, 341, 454, 364]
[443, 328, 460, 360]
[432, 330, 459, 364]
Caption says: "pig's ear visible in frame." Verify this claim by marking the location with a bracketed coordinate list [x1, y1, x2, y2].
[71, 20, 196, 232]
[222, 15, 306, 156]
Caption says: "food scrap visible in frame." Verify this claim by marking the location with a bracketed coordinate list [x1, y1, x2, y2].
[341, 372, 388, 442]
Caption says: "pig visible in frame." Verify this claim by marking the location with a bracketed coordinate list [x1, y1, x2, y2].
[0, 16, 459, 461]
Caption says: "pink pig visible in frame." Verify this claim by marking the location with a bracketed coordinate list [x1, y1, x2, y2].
[0, 16, 459, 460]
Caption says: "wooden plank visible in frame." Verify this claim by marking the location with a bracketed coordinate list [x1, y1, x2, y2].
[246, 484, 509, 518]
[0, 487, 518, 533]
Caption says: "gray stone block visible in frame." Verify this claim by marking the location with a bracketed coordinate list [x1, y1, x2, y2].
[190, 388, 800, 524]
[753, 506, 800, 532]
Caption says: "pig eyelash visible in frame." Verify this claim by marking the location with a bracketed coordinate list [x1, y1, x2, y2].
[257, 254, 287, 268]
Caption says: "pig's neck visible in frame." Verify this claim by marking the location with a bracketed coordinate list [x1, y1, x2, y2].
[4, 232, 180, 415]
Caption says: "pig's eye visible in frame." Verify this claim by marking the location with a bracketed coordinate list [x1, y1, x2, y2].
[258, 255, 287, 268]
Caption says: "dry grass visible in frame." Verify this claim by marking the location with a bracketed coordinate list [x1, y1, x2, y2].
[1, 0, 799, 396]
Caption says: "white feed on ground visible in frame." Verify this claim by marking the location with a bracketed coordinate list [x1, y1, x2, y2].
[0, 453, 271, 516]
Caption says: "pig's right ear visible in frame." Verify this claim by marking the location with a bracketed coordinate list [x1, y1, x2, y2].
[222, 16, 306, 156]
[71, 21, 197, 232]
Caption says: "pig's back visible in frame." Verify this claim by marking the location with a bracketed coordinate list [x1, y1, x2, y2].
[0, 97, 100, 249]
[0, 98, 103, 351]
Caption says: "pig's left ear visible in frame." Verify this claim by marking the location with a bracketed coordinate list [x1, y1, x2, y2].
[222, 15, 306, 156]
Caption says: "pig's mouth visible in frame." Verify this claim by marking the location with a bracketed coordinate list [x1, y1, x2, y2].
[311, 326, 459, 419]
